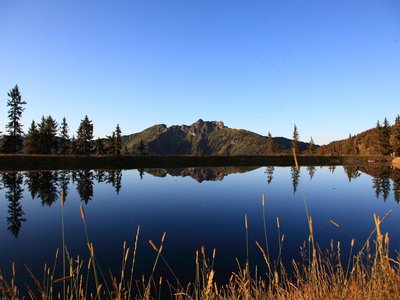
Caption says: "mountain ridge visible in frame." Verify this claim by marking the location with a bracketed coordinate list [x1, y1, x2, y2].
[122, 119, 311, 155]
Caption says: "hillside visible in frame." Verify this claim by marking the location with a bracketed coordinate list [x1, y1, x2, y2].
[122, 119, 311, 155]
[318, 116, 400, 156]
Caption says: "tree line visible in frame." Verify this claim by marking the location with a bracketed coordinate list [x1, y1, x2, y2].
[0, 85, 123, 155]
[318, 116, 400, 156]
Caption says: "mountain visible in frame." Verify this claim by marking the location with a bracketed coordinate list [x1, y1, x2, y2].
[122, 119, 311, 155]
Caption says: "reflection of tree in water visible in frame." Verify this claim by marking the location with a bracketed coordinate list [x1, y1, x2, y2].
[329, 165, 336, 173]
[25, 171, 59, 206]
[343, 166, 361, 182]
[138, 169, 144, 180]
[59, 171, 70, 202]
[290, 166, 300, 194]
[372, 175, 391, 201]
[307, 166, 316, 180]
[265, 166, 274, 184]
[2, 172, 26, 238]
[393, 169, 400, 203]
[94, 170, 106, 183]
[72, 170, 94, 204]
[105, 170, 122, 194]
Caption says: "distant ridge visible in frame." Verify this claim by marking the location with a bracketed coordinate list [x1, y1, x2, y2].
[122, 119, 311, 155]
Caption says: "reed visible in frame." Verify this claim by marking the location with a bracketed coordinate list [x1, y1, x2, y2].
[2, 196, 400, 299]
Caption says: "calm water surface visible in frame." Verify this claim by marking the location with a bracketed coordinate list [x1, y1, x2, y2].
[1, 165, 400, 286]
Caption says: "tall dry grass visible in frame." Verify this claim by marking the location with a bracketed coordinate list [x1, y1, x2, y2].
[2, 153, 400, 299]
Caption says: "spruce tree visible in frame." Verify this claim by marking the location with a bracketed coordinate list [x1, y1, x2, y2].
[105, 132, 116, 154]
[292, 124, 299, 155]
[391, 115, 400, 156]
[76, 115, 93, 155]
[114, 124, 122, 155]
[307, 137, 315, 155]
[38, 116, 58, 154]
[59, 117, 70, 154]
[4, 85, 27, 153]
[266, 132, 274, 154]
[378, 118, 391, 155]
[95, 138, 105, 155]
[24, 121, 40, 154]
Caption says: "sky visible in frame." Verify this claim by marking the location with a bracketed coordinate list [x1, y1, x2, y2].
[0, 0, 399, 145]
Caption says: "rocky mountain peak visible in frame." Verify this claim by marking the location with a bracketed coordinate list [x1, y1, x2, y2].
[187, 119, 225, 136]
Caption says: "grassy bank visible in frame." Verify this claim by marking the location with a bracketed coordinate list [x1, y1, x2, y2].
[0, 154, 392, 171]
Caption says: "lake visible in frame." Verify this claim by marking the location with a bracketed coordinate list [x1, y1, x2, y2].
[1, 165, 400, 290]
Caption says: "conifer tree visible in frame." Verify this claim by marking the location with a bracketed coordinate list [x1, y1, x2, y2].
[378, 118, 391, 155]
[391, 115, 400, 156]
[266, 131, 274, 154]
[307, 137, 315, 155]
[114, 124, 122, 155]
[4, 85, 27, 153]
[38, 116, 58, 154]
[59, 117, 70, 154]
[105, 132, 116, 155]
[292, 124, 299, 155]
[76, 115, 93, 155]
[95, 138, 105, 155]
[24, 121, 40, 154]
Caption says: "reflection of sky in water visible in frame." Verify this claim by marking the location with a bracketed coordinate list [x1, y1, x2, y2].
[1, 166, 400, 286]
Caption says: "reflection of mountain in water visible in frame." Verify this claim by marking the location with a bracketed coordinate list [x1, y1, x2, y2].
[145, 166, 259, 182]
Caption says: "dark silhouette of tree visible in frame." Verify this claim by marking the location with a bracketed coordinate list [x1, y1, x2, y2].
[94, 170, 106, 183]
[105, 124, 122, 155]
[307, 166, 316, 180]
[24, 121, 40, 153]
[59, 117, 70, 154]
[138, 169, 144, 180]
[391, 115, 400, 156]
[76, 116, 93, 155]
[292, 124, 299, 155]
[138, 140, 146, 155]
[59, 171, 70, 203]
[265, 166, 274, 184]
[2, 172, 26, 237]
[70, 135, 78, 154]
[38, 116, 58, 154]
[3, 85, 27, 153]
[372, 176, 382, 199]
[307, 137, 315, 155]
[73, 170, 94, 204]
[266, 132, 275, 154]
[329, 165, 336, 173]
[37, 172, 59, 206]
[115, 124, 122, 155]
[95, 138, 105, 155]
[381, 177, 391, 201]
[106, 169, 123, 194]
[25, 171, 41, 199]
[105, 132, 116, 154]
[26, 171, 59, 206]
[290, 166, 300, 194]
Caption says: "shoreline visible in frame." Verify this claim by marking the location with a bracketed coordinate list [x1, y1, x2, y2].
[0, 154, 392, 171]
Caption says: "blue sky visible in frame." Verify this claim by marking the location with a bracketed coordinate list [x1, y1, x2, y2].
[0, 0, 399, 145]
